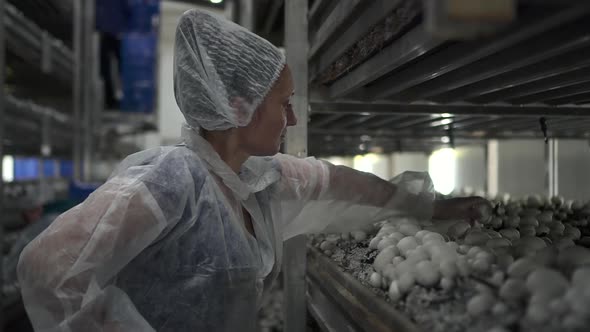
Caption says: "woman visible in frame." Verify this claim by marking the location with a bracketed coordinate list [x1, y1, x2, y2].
[18, 9, 489, 332]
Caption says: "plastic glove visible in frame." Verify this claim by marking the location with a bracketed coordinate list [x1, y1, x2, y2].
[432, 196, 493, 224]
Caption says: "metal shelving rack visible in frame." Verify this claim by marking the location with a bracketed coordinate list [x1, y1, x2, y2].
[306, 0, 590, 157]
[0, 1, 81, 327]
[282, 0, 590, 331]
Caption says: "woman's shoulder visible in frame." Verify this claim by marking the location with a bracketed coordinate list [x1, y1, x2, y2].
[112, 145, 211, 191]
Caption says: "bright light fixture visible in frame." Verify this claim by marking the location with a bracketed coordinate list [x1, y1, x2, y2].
[428, 148, 456, 195]
[3, 155, 14, 182]
[210, 0, 223, 3]
[354, 154, 378, 173]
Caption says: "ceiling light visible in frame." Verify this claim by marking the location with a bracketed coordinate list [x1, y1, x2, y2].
[210, 0, 223, 3]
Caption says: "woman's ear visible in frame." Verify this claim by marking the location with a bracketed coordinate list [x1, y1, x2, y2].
[230, 96, 254, 125]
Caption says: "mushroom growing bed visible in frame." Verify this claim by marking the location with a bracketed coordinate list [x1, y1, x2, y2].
[309, 195, 590, 332]
[313, 0, 421, 85]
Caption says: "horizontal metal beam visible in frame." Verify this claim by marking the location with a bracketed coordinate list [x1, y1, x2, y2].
[360, 115, 413, 130]
[310, 100, 590, 117]
[309, 127, 590, 139]
[327, 24, 443, 99]
[471, 61, 590, 103]
[411, 20, 590, 102]
[546, 92, 590, 105]
[364, 5, 583, 100]
[509, 80, 590, 104]
[311, 114, 347, 128]
[329, 114, 379, 129]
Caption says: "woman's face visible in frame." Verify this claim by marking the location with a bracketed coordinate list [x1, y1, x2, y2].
[239, 66, 297, 156]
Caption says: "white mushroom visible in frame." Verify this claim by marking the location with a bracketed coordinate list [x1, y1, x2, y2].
[388, 232, 406, 242]
[377, 237, 398, 251]
[507, 258, 537, 279]
[554, 238, 575, 250]
[491, 217, 503, 229]
[487, 238, 512, 249]
[369, 236, 383, 250]
[388, 281, 402, 302]
[414, 230, 430, 241]
[399, 224, 421, 237]
[351, 231, 367, 242]
[373, 246, 400, 273]
[496, 253, 515, 270]
[422, 232, 445, 244]
[440, 277, 455, 290]
[320, 241, 335, 251]
[527, 195, 542, 208]
[382, 264, 398, 284]
[538, 211, 553, 224]
[521, 208, 541, 218]
[439, 259, 459, 279]
[415, 261, 440, 287]
[526, 268, 569, 298]
[500, 278, 527, 301]
[563, 225, 581, 240]
[551, 196, 564, 207]
[520, 216, 539, 227]
[456, 256, 471, 277]
[519, 226, 537, 238]
[369, 272, 382, 288]
[397, 272, 415, 294]
[397, 236, 419, 257]
[448, 221, 471, 239]
[465, 231, 492, 246]
[557, 245, 590, 269]
[536, 225, 550, 236]
[499, 228, 520, 242]
[504, 216, 520, 228]
[491, 302, 508, 316]
[467, 293, 495, 316]
[408, 246, 430, 261]
[526, 302, 550, 324]
[572, 266, 590, 286]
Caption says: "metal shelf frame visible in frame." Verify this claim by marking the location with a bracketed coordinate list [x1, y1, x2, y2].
[280, 2, 590, 329]
[4, 3, 74, 83]
[0, 2, 90, 320]
[305, 0, 590, 157]
[307, 245, 419, 332]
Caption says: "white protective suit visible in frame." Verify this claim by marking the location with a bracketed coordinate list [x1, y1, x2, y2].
[17, 9, 435, 332]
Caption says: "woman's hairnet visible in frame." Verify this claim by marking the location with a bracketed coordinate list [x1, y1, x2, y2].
[174, 9, 286, 131]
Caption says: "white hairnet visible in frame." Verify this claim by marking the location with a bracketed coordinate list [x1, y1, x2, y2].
[174, 9, 286, 131]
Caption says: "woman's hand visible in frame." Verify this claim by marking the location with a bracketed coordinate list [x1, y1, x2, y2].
[433, 197, 493, 224]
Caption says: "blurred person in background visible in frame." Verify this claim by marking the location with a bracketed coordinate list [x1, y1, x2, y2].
[95, 0, 130, 109]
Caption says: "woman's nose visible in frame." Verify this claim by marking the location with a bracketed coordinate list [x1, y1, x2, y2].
[286, 107, 297, 126]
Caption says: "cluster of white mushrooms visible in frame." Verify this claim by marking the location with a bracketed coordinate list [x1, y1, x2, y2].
[313, 195, 590, 331]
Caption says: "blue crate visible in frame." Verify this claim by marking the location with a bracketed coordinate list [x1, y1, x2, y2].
[43, 159, 57, 178]
[122, 80, 155, 113]
[14, 157, 39, 181]
[121, 33, 157, 67]
[121, 32, 157, 113]
[122, 65, 155, 82]
[59, 160, 73, 178]
[69, 181, 102, 203]
[128, 0, 160, 33]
